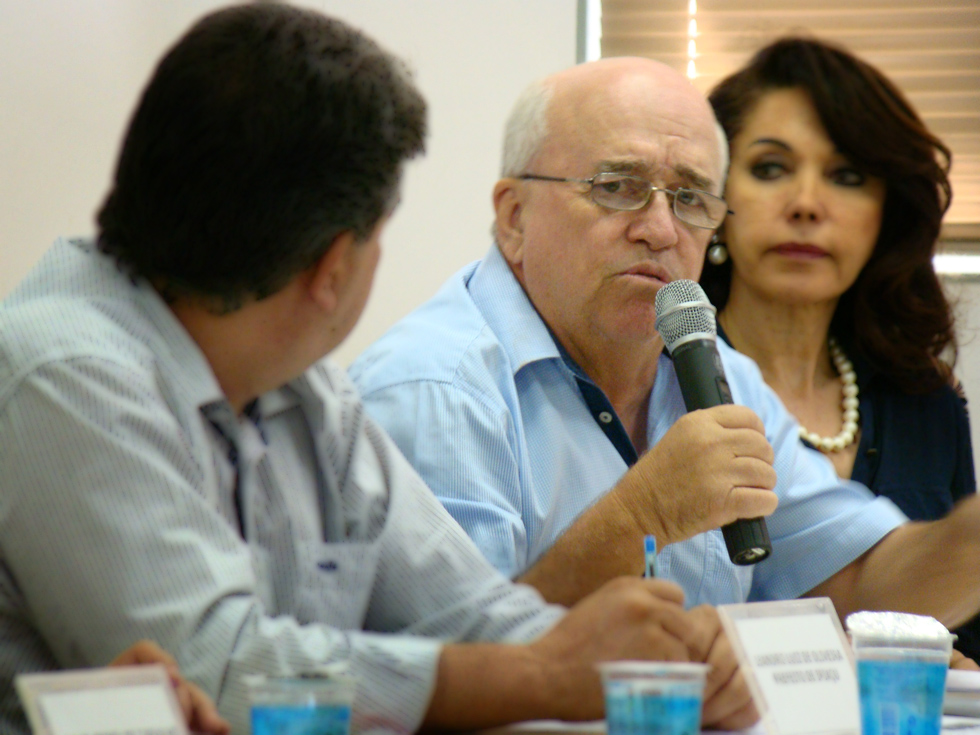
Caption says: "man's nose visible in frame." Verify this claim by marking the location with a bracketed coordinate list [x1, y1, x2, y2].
[627, 190, 679, 250]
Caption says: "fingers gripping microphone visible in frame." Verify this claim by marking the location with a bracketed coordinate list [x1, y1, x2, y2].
[654, 280, 772, 566]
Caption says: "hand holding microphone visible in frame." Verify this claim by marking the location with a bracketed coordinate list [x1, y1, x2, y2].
[653, 279, 775, 565]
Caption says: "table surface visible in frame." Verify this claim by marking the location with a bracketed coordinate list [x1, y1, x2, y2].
[478, 716, 980, 735]
[479, 670, 980, 735]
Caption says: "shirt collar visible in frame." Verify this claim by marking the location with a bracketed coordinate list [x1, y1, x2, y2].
[127, 270, 229, 412]
[117, 247, 326, 426]
[60, 238, 227, 413]
[467, 244, 562, 375]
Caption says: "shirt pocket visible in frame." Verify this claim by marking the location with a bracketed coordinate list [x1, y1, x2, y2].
[296, 541, 381, 629]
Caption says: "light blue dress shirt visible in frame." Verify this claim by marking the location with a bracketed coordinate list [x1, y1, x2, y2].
[0, 239, 563, 735]
[350, 244, 909, 606]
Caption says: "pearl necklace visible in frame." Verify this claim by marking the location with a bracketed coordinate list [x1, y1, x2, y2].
[798, 337, 860, 453]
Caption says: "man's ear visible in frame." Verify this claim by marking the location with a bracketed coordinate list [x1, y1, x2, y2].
[493, 178, 526, 267]
[307, 230, 357, 314]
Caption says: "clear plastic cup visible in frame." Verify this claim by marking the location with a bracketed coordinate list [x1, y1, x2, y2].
[598, 661, 709, 735]
[846, 612, 953, 735]
[245, 672, 354, 735]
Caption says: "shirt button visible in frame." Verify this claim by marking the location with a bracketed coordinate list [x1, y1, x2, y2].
[598, 411, 613, 424]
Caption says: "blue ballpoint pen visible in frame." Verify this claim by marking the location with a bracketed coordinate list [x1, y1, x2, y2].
[644, 535, 657, 578]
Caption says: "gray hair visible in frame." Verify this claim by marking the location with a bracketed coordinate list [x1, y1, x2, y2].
[713, 120, 730, 191]
[500, 79, 554, 177]
[499, 72, 730, 191]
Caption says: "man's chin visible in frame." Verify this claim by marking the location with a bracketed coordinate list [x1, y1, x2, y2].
[607, 317, 662, 347]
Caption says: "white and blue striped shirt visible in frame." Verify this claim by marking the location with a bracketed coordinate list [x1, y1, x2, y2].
[350, 244, 909, 605]
[0, 238, 563, 735]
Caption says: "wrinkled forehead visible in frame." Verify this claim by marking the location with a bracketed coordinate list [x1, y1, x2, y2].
[537, 63, 725, 193]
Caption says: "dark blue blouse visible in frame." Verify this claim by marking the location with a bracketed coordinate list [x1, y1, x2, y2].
[719, 328, 979, 660]
[848, 351, 979, 661]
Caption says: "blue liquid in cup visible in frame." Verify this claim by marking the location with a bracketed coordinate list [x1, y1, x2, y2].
[605, 684, 702, 735]
[857, 658, 947, 735]
[251, 703, 351, 735]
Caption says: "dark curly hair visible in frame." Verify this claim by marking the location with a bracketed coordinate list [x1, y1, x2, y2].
[701, 37, 955, 393]
[97, 3, 426, 312]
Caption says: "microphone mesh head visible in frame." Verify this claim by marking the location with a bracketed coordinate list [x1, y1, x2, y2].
[654, 280, 717, 353]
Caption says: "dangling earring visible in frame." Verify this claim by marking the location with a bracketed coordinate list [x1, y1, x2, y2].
[707, 234, 728, 265]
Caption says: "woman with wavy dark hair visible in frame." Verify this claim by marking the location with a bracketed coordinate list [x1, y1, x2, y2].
[700, 36, 979, 661]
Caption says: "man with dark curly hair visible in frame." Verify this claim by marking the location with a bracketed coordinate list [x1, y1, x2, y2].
[0, 4, 753, 734]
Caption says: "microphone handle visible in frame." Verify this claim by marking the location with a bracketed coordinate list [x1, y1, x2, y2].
[671, 339, 772, 566]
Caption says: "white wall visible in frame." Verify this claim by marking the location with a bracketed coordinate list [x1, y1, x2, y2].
[0, 0, 578, 365]
[942, 277, 980, 456]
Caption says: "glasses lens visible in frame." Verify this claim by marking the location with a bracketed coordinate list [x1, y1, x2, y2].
[674, 188, 727, 228]
[590, 174, 650, 211]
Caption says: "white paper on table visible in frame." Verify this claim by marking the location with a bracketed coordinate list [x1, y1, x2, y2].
[15, 664, 188, 735]
[949, 670, 980, 692]
[942, 715, 980, 733]
[719, 597, 859, 735]
[946, 669, 980, 718]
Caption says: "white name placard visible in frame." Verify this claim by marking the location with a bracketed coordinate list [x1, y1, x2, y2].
[16, 664, 188, 735]
[719, 597, 859, 735]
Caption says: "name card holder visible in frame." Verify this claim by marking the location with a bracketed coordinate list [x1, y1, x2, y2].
[718, 597, 859, 735]
[16, 664, 188, 735]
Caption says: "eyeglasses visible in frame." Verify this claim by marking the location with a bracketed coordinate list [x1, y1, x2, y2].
[519, 172, 732, 229]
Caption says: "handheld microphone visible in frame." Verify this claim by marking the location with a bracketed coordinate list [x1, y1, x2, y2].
[654, 279, 772, 566]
